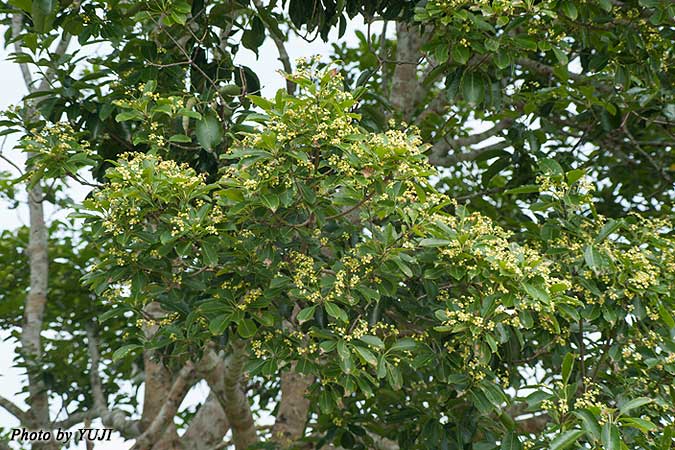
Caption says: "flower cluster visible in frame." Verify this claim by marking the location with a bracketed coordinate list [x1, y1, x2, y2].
[21, 122, 96, 182]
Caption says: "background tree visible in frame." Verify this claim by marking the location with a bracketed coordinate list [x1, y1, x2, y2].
[0, 0, 674, 449]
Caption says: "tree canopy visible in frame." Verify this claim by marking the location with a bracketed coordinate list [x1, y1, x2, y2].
[0, 0, 674, 449]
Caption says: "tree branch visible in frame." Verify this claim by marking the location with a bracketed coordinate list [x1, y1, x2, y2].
[0, 395, 30, 425]
[10, 13, 33, 88]
[427, 118, 513, 166]
[271, 369, 313, 447]
[428, 140, 510, 167]
[389, 23, 424, 122]
[199, 342, 257, 450]
[252, 0, 295, 94]
[86, 325, 106, 412]
[81, 325, 140, 438]
[130, 362, 195, 450]
[181, 393, 230, 450]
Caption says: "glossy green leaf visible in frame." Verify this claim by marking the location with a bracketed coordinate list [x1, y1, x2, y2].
[237, 318, 258, 338]
[550, 430, 585, 450]
[619, 397, 651, 416]
[462, 71, 485, 105]
[325, 302, 348, 322]
[501, 431, 522, 450]
[195, 113, 223, 151]
[601, 423, 621, 450]
[112, 344, 142, 362]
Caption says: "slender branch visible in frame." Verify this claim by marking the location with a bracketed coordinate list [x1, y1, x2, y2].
[428, 118, 513, 166]
[623, 117, 672, 184]
[252, 0, 295, 94]
[0, 395, 30, 424]
[0, 151, 25, 176]
[53, 411, 97, 430]
[149, 14, 228, 108]
[428, 140, 510, 167]
[80, 325, 140, 438]
[326, 190, 375, 221]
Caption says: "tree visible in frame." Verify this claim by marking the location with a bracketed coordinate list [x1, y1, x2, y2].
[0, 0, 674, 449]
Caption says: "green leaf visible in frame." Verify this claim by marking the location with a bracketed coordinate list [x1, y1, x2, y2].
[297, 305, 316, 324]
[32, 0, 54, 33]
[112, 344, 142, 362]
[257, 311, 275, 327]
[248, 95, 274, 111]
[601, 423, 621, 450]
[359, 335, 384, 349]
[115, 110, 144, 122]
[195, 113, 223, 151]
[392, 256, 413, 278]
[209, 314, 230, 335]
[242, 16, 265, 53]
[419, 238, 453, 247]
[389, 338, 416, 352]
[619, 397, 651, 416]
[261, 194, 280, 212]
[462, 71, 485, 105]
[386, 363, 403, 390]
[598, 0, 612, 11]
[561, 1, 578, 20]
[566, 169, 585, 185]
[501, 431, 522, 450]
[659, 302, 675, 328]
[513, 37, 538, 51]
[539, 158, 564, 176]
[169, 134, 192, 143]
[9, 0, 32, 12]
[202, 241, 219, 266]
[584, 245, 606, 270]
[337, 340, 350, 360]
[552, 47, 569, 66]
[660, 425, 673, 450]
[324, 302, 348, 322]
[99, 307, 129, 323]
[573, 409, 601, 440]
[353, 345, 378, 366]
[505, 185, 540, 195]
[452, 45, 471, 65]
[521, 282, 550, 304]
[619, 417, 657, 433]
[595, 219, 621, 243]
[561, 352, 575, 385]
[494, 50, 511, 69]
[550, 430, 585, 450]
[237, 318, 258, 338]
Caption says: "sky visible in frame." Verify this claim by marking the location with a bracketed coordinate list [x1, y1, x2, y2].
[0, 15, 386, 450]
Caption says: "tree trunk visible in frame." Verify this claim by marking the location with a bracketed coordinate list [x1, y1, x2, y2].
[23, 182, 56, 450]
[389, 22, 424, 122]
[271, 368, 313, 447]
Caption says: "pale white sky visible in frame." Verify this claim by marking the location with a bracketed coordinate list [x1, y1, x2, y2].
[0, 17, 382, 449]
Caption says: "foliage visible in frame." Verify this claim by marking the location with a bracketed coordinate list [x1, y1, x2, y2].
[1, 0, 675, 449]
[81, 66, 675, 449]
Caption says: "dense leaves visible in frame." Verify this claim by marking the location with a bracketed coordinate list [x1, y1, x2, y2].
[82, 66, 675, 449]
[1, 0, 674, 449]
